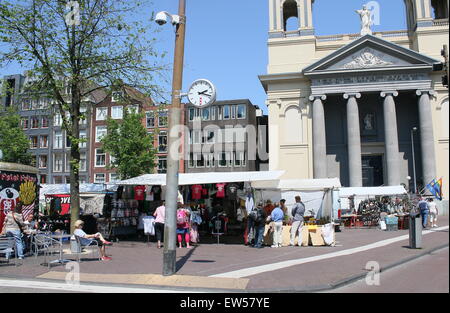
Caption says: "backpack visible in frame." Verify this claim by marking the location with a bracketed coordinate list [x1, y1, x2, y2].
[177, 210, 188, 225]
[248, 209, 258, 221]
[255, 208, 265, 224]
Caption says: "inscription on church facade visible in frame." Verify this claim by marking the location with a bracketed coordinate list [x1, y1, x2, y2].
[312, 73, 427, 86]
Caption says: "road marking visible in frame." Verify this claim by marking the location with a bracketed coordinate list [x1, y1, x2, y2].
[0, 278, 190, 293]
[211, 226, 449, 278]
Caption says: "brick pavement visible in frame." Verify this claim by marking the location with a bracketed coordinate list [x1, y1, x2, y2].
[0, 216, 448, 292]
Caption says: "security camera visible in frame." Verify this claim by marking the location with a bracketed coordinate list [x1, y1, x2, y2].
[155, 11, 168, 26]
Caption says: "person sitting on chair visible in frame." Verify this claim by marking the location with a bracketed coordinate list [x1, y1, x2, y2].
[73, 220, 113, 261]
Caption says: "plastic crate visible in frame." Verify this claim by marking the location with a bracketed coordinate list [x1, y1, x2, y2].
[386, 223, 398, 231]
[385, 216, 399, 225]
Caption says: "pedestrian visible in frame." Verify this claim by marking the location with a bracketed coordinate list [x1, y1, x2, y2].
[290, 196, 305, 246]
[263, 200, 275, 216]
[428, 198, 438, 228]
[153, 201, 166, 249]
[245, 191, 255, 245]
[253, 202, 267, 249]
[176, 206, 191, 248]
[23, 213, 38, 255]
[270, 200, 285, 248]
[1, 202, 26, 260]
[73, 220, 113, 261]
[417, 196, 430, 228]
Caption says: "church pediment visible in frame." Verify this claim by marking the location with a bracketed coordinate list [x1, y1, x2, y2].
[304, 35, 440, 75]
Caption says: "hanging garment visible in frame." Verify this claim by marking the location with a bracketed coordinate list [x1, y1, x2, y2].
[143, 216, 155, 235]
[145, 185, 154, 201]
[216, 183, 226, 198]
[190, 223, 199, 243]
[245, 195, 254, 215]
[151, 186, 162, 201]
[134, 185, 146, 201]
[191, 185, 203, 200]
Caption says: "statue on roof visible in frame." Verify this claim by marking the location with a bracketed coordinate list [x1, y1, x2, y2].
[356, 5, 373, 36]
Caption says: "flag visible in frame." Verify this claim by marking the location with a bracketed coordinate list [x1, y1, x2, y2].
[426, 178, 443, 201]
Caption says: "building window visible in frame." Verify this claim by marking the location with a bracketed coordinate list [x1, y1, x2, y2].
[189, 108, 196, 121]
[65, 154, 71, 172]
[94, 173, 106, 184]
[96, 107, 108, 121]
[218, 152, 231, 167]
[158, 110, 168, 127]
[111, 91, 123, 102]
[231, 105, 236, 119]
[95, 126, 107, 142]
[193, 130, 201, 144]
[210, 107, 216, 121]
[237, 104, 246, 119]
[30, 136, 38, 149]
[54, 131, 63, 149]
[79, 153, 86, 172]
[22, 99, 31, 111]
[195, 154, 205, 168]
[54, 114, 62, 127]
[188, 154, 195, 168]
[79, 130, 87, 148]
[53, 154, 63, 172]
[95, 149, 106, 167]
[223, 105, 230, 119]
[66, 133, 71, 148]
[146, 111, 155, 128]
[22, 118, 29, 129]
[40, 136, 48, 148]
[217, 106, 222, 120]
[205, 129, 215, 143]
[158, 157, 167, 173]
[158, 131, 168, 153]
[111, 106, 123, 119]
[127, 104, 139, 113]
[41, 117, 49, 128]
[53, 176, 63, 184]
[40, 175, 47, 184]
[39, 155, 48, 169]
[110, 173, 119, 183]
[202, 108, 210, 121]
[31, 117, 39, 129]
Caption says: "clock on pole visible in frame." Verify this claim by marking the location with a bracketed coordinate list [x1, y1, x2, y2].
[187, 79, 217, 108]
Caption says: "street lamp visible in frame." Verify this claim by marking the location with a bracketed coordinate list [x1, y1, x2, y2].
[411, 127, 418, 194]
[155, 1, 186, 276]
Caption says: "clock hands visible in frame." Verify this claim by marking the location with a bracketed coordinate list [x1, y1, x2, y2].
[198, 90, 212, 97]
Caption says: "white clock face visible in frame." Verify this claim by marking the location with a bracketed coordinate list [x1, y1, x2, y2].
[188, 79, 216, 108]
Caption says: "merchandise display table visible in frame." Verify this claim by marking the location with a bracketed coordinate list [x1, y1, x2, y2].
[263, 224, 326, 246]
[341, 214, 359, 228]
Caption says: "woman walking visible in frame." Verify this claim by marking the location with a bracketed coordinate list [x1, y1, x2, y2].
[153, 201, 166, 249]
[1, 202, 26, 260]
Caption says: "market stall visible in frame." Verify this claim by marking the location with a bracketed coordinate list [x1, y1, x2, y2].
[251, 178, 341, 246]
[116, 171, 285, 240]
[337, 186, 409, 229]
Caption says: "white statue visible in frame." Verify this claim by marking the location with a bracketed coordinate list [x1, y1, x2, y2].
[356, 5, 373, 35]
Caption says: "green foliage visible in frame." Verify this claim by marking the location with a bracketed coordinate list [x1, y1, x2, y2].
[101, 109, 157, 180]
[0, 108, 33, 165]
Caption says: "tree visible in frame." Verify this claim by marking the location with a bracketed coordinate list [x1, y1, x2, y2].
[0, 108, 33, 165]
[0, 0, 166, 231]
[102, 107, 157, 180]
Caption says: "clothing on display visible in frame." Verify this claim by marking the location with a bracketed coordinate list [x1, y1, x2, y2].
[216, 183, 226, 198]
[151, 186, 162, 201]
[134, 185, 146, 201]
[226, 183, 239, 200]
[191, 185, 203, 200]
[143, 216, 155, 235]
[145, 186, 154, 201]
[245, 194, 254, 214]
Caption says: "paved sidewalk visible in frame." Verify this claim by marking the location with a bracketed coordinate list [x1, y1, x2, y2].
[0, 217, 448, 292]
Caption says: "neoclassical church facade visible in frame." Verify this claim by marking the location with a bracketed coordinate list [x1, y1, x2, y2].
[259, 0, 449, 198]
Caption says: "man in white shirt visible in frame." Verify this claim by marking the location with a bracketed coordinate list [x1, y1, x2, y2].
[73, 220, 112, 261]
[428, 198, 438, 228]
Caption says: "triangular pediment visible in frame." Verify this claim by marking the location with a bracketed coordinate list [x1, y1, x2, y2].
[304, 35, 440, 75]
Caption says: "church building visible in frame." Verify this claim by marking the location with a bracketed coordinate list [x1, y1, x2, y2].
[259, 0, 449, 200]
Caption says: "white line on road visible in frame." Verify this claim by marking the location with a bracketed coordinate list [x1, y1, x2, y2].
[211, 226, 449, 279]
[0, 279, 193, 293]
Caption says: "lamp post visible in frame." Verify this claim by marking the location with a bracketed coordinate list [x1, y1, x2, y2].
[411, 127, 418, 194]
[155, 0, 186, 276]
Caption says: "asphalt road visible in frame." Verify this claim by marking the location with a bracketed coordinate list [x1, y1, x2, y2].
[328, 247, 449, 293]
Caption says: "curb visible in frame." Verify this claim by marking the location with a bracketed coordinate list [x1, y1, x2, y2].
[1, 244, 448, 293]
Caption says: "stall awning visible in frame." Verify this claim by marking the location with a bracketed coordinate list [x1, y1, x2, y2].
[116, 171, 285, 186]
[338, 186, 407, 198]
[40, 184, 116, 197]
[252, 178, 342, 191]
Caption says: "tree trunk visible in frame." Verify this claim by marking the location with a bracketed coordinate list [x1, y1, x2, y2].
[69, 86, 81, 234]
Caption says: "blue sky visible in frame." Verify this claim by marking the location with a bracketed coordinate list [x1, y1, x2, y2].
[1, 0, 407, 113]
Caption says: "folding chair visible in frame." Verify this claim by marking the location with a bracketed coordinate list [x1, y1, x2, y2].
[0, 237, 17, 266]
[74, 235, 101, 263]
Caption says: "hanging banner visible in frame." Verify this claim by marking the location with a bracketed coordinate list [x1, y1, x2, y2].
[0, 170, 39, 232]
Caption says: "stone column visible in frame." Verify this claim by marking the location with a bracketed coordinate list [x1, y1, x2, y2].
[344, 93, 363, 187]
[381, 91, 401, 186]
[416, 90, 437, 187]
[310, 95, 327, 178]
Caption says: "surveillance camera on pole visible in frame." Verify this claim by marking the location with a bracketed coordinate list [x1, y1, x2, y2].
[155, 11, 181, 26]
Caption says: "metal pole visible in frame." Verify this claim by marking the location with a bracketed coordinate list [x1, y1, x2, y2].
[163, 0, 186, 276]
[411, 128, 417, 194]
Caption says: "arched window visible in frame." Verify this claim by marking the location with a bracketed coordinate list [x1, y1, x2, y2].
[283, 0, 299, 31]
[431, 0, 449, 19]
[284, 106, 303, 143]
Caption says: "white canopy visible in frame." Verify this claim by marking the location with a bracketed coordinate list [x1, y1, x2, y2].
[338, 186, 407, 198]
[251, 178, 341, 191]
[116, 171, 285, 186]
